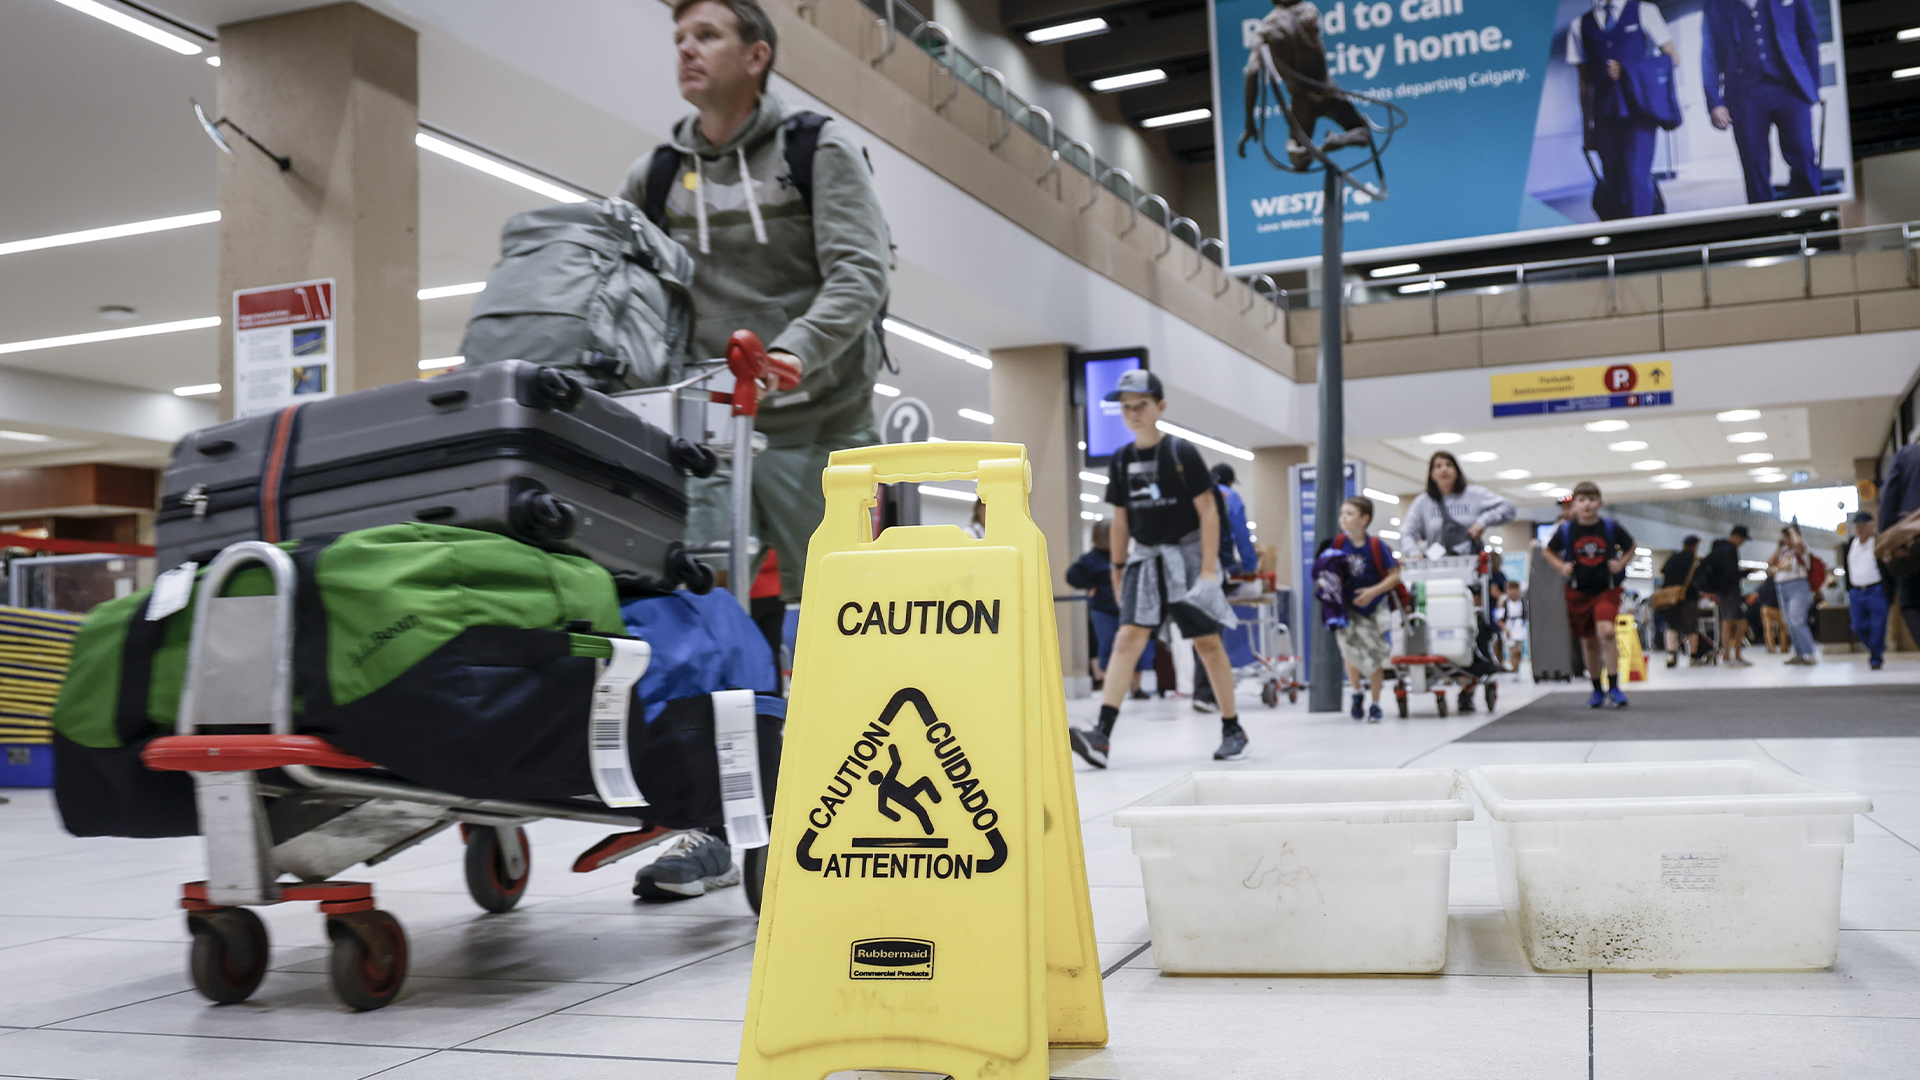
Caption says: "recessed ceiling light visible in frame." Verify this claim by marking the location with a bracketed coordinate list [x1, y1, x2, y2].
[1496, 468, 1532, 480]
[1090, 68, 1167, 92]
[0, 210, 220, 258]
[958, 408, 995, 425]
[1584, 419, 1629, 432]
[1896, 65, 1920, 80]
[1898, 27, 1920, 42]
[1459, 451, 1498, 463]
[1526, 482, 1556, 491]
[1748, 467, 1783, 476]
[1079, 492, 1100, 503]
[0, 430, 53, 442]
[1080, 510, 1104, 521]
[171, 383, 221, 397]
[1362, 487, 1401, 504]
[1591, 236, 1612, 246]
[1158, 420, 1255, 460]
[1369, 263, 1420, 277]
[417, 356, 463, 371]
[1736, 452, 1775, 464]
[1630, 459, 1667, 470]
[1398, 280, 1444, 294]
[1726, 431, 1768, 443]
[417, 281, 485, 300]
[415, 132, 588, 204]
[882, 316, 992, 369]
[1548, 487, 1574, 498]
[872, 383, 901, 397]
[1024, 17, 1109, 43]
[920, 485, 976, 502]
[1419, 431, 1464, 444]
[0, 316, 220, 357]
[1141, 108, 1211, 129]
[1079, 470, 1108, 485]
[1649, 473, 1681, 482]
[1607, 440, 1648, 452]
[1716, 409, 1761, 422]
[205, 55, 219, 66]
[1659, 480, 1693, 489]
[49, 0, 203, 55]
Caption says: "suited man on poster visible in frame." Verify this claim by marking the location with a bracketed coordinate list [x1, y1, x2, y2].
[1701, 0, 1823, 202]
[1571, 0, 1681, 220]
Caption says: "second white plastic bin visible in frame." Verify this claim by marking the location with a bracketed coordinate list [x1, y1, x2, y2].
[1114, 769, 1474, 974]
[1468, 760, 1873, 971]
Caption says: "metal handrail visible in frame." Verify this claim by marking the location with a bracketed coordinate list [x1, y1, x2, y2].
[1201, 238, 1229, 296]
[1249, 274, 1281, 326]
[1098, 166, 1137, 236]
[1136, 193, 1172, 256]
[916, 21, 959, 111]
[1067, 138, 1099, 210]
[1171, 217, 1202, 275]
[979, 66, 1012, 149]
[871, 0, 897, 65]
[1026, 103, 1058, 184]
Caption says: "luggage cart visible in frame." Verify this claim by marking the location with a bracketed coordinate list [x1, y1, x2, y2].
[1244, 590, 1303, 707]
[1388, 553, 1499, 719]
[137, 340, 793, 1011]
[613, 330, 800, 611]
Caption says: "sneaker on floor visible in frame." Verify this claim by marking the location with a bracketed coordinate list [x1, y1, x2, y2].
[1871, 660, 1884, 670]
[1193, 696, 1220, 714]
[1607, 687, 1630, 709]
[1366, 703, 1383, 723]
[1457, 688, 1476, 714]
[1783, 655, 1808, 666]
[633, 831, 739, 902]
[1726, 657, 1753, 667]
[1587, 689, 1605, 709]
[1129, 689, 1151, 701]
[1666, 654, 1679, 668]
[1213, 725, 1249, 761]
[1069, 726, 1110, 769]
[1350, 693, 1365, 720]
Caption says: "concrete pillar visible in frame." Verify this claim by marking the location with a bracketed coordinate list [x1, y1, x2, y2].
[1245, 446, 1308, 589]
[216, 3, 419, 420]
[988, 344, 1087, 696]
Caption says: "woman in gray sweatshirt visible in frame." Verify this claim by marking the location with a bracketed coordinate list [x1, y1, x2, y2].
[1401, 450, 1517, 558]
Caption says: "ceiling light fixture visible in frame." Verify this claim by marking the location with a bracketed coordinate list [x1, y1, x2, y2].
[416, 132, 587, 203]
[1079, 492, 1100, 504]
[958, 408, 995, 425]
[1607, 440, 1648, 452]
[920, 485, 977, 502]
[1080, 510, 1104, 521]
[1631, 460, 1667, 470]
[0, 315, 220, 357]
[1378, 530, 1401, 539]
[1156, 420, 1255, 461]
[1419, 431, 1463, 444]
[1726, 431, 1768, 443]
[1363, 487, 1400, 504]
[417, 356, 464, 371]
[417, 281, 485, 300]
[1141, 108, 1211, 129]
[882, 316, 992, 369]
[1660, 480, 1694, 489]
[1370, 263, 1420, 277]
[1548, 487, 1573, 498]
[1591, 236, 1612, 246]
[1397, 280, 1444, 294]
[0, 430, 53, 443]
[0, 210, 221, 258]
[1649, 473, 1681, 482]
[1748, 467, 1783, 476]
[1898, 27, 1920, 41]
[1895, 65, 1920, 80]
[1584, 419, 1629, 432]
[1496, 468, 1531, 480]
[1736, 452, 1775, 464]
[48, 0, 203, 55]
[1458, 451, 1497, 463]
[872, 383, 901, 397]
[205, 55, 219, 66]
[1716, 409, 1761, 422]
[172, 383, 221, 397]
[1080, 471, 1108, 485]
[1025, 16, 1109, 43]
[1090, 68, 1167, 92]
[1526, 482, 1555, 491]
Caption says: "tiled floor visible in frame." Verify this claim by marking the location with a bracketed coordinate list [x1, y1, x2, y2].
[3, 650, 1916, 1079]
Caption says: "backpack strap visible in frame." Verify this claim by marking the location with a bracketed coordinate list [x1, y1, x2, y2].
[779, 111, 831, 216]
[1365, 535, 1389, 579]
[639, 145, 681, 229]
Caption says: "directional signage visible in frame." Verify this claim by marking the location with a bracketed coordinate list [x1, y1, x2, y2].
[1490, 361, 1672, 418]
[881, 397, 936, 444]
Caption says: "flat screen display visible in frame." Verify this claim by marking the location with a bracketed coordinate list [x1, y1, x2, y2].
[1082, 353, 1144, 464]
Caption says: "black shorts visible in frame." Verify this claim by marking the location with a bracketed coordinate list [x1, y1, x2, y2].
[1665, 599, 1697, 635]
[1714, 591, 1743, 618]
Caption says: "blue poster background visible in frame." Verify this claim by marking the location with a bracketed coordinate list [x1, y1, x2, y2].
[1214, 0, 1576, 270]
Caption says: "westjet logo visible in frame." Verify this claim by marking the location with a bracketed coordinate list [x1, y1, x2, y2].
[1252, 192, 1323, 218]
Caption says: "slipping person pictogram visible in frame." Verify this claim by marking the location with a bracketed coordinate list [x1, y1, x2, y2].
[869, 743, 941, 835]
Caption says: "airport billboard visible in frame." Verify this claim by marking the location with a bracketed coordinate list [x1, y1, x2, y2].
[1211, 0, 1854, 273]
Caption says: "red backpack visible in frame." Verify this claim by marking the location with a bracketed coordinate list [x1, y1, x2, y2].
[1334, 533, 1413, 610]
[1808, 555, 1827, 592]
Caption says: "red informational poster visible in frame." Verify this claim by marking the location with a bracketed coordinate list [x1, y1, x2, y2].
[232, 279, 335, 417]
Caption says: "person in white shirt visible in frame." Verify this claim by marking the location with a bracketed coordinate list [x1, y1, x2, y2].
[1497, 580, 1528, 675]
[1842, 511, 1890, 669]
[1769, 523, 1817, 664]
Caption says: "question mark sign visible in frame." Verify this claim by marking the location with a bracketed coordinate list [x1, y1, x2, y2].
[898, 409, 919, 442]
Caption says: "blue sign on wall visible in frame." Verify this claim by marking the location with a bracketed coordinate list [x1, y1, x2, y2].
[1210, 0, 1853, 273]
[1081, 353, 1144, 463]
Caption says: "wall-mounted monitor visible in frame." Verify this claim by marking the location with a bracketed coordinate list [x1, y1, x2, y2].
[1074, 348, 1147, 468]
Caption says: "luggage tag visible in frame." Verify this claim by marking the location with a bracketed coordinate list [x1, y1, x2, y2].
[711, 688, 769, 849]
[589, 638, 652, 808]
[146, 562, 197, 621]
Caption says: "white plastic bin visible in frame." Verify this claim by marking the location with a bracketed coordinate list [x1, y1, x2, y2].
[1467, 760, 1873, 971]
[1114, 769, 1474, 974]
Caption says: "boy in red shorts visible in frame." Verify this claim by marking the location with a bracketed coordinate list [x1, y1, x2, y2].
[1537, 480, 1635, 708]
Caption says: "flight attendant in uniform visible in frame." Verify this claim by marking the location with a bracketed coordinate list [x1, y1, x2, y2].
[1570, 0, 1679, 219]
[1701, 0, 1823, 202]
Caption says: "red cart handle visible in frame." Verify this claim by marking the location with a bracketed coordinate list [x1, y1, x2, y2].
[142, 734, 376, 772]
[725, 330, 802, 418]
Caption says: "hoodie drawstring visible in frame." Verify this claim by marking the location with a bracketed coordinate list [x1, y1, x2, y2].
[692, 155, 710, 255]
[738, 146, 768, 247]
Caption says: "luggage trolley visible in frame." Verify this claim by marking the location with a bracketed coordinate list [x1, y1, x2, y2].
[140, 340, 796, 1012]
[1245, 589, 1304, 707]
[1388, 553, 1499, 718]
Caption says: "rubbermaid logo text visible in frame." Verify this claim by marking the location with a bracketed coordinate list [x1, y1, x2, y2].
[849, 937, 934, 980]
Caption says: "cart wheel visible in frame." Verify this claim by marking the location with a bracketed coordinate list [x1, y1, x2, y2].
[1396, 695, 1410, 719]
[744, 844, 769, 915]
[187, 907, 269, 1005]
[1287, 687, 1299, 705]
[327, 910, 408, 1011]
[1435, 693, 1449, 718]
[464, 825, 531, 913]
[1485, 681, 1499, 711]
[1260, 681, 1278, 708]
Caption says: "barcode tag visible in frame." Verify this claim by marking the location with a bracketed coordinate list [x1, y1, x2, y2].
[588, 638, 651, 808]
[712, 689, 768, 849]
[146, 562, 197, 621]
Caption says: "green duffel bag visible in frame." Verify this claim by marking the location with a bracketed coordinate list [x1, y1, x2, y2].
[53, 523, 634, 837]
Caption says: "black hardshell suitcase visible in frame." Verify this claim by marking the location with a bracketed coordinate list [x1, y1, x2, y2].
[1527, 548, 1578, 682]
[156, 361, 716, 588]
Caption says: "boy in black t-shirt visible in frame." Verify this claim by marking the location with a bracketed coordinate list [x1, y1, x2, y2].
[1538, 480, 1635, 708]
[1068, 369, 1248, 768]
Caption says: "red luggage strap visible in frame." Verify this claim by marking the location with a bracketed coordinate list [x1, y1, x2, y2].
[258, 404, 306, 543]
[142, 734, 375, 773]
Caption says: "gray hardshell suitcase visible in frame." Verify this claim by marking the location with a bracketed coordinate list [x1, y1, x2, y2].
[1526, 548, 1579, 681]
[156, 361, 716, 589]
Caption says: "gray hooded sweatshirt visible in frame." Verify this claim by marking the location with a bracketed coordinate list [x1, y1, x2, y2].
[619, 92, 891, 448]
[1400, 484, 1517, 556]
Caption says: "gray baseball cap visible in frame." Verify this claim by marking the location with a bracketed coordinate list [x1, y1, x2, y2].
[1104, 368, 1163, 401]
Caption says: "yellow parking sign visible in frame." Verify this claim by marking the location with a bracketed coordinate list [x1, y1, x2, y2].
[1490, 361, 1673, 418]
[737, 443, 1105, 1080]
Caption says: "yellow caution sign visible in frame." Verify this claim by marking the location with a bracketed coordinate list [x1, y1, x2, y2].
[738, 443, 1106, 1080]
[1616, 613, 1647, 682]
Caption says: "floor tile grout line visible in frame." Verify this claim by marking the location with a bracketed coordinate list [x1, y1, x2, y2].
[351, 1048, 444, 1080]
[1587, 969, 1595, 1080]
[438, 1045, 739, 1065]
[1861, 814, 1920, 854]
[27, 1025, 466, 1054]
[1101, 942, 1152, 978]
